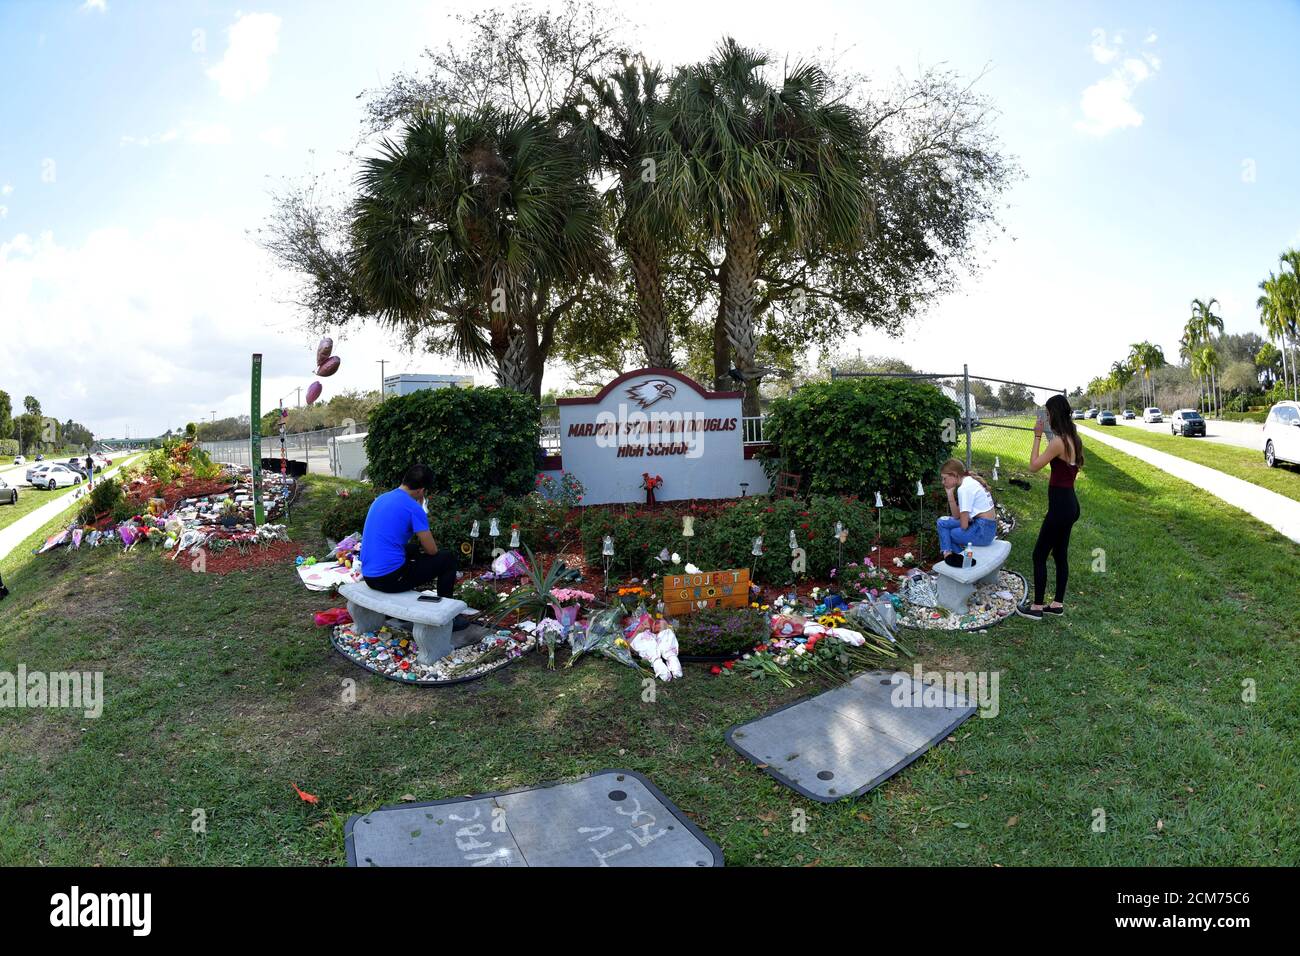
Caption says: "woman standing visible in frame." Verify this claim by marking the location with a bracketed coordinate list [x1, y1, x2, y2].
[1018, 394, 1083, 620]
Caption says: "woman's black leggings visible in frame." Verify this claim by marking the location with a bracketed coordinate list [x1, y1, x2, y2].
[1032, 486, 1080, 605]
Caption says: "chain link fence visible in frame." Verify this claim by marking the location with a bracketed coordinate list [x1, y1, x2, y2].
[830, 366, 1066, 472]
[199, 422, 367, 475]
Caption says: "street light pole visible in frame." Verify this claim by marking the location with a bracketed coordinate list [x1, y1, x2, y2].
[377, 359, 388, 396]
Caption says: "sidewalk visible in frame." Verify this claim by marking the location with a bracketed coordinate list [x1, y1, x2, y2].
[1081, 427, 1300, 545]
[0, 455, 142, 562]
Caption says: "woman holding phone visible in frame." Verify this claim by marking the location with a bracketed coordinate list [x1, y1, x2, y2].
[1018, 394, 1083, 621]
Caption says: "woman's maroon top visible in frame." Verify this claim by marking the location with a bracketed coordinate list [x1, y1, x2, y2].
[1048, 455, 1079, 488]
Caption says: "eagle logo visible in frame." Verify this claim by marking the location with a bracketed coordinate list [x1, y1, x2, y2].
[625, 379, 677, 409]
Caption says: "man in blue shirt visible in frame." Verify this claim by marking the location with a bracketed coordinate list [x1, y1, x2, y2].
[361, 464, 459, 610]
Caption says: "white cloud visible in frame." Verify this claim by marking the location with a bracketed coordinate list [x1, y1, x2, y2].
[1089, 28, 1120, 64]
[120, 128, 179, 147]
[1076, 30, 1161, 137]
[0, 206, 7, 220]
[80, 0, 107, 13]
[259, 126, 286, 148]
[1, 183, 12, 196]
[206, 12, 282, 102]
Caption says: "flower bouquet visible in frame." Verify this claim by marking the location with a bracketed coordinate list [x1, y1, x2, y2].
[568, 606, 641, 671]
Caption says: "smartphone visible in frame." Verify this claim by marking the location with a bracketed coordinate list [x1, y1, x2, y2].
[418, 593, 442, 603]
[1036, 407, 1054, 441]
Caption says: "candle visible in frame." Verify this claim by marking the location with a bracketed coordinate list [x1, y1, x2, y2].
[602, 535, 615, 557]
[875, 491, 883, 509]
[916, 480, 924, 496]
[751, 536, 763, 557]
[489, 517, 500, 537]
[470, 520, 480, 539]
[509, 525, 520, 548]
[681, 515, 695, 538]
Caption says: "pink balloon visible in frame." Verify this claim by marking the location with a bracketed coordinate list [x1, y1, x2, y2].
[316, 337, 334, 367]
[316, 355, 341, 377]
[306, 382, 323, 405]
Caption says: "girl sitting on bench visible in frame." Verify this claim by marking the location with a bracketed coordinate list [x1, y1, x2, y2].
[936, 458, 997, 567]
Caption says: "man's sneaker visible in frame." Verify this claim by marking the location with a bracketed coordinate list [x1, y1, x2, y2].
[1016, 603, 1043, 621]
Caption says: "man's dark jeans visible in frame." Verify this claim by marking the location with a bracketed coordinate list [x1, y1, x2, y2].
[364, 539, 458, 597]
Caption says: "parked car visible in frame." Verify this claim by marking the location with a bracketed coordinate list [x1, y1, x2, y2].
[1085, 407, 1099, 418]
[1071, 409, 1085, 420]
[28, 463, 82, 489]
[12, 455, 25, 466]
[1143, 407, 1163, 423]
[1097, 410, 1117, 425]
[1170, 409, 1206, 437]
[1263, 401, 1300, 467]
[34, 453, 45, 461]
[1122, 409, 1136, 420]
[0, 476, 17, 505]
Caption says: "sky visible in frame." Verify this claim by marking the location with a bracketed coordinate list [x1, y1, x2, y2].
[2, 0, 1299, 437]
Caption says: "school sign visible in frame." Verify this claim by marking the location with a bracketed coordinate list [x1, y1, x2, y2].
[553, 369, 770, 505]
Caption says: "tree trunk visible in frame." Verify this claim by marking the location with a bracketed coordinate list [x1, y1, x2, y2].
[712, 257, 730, 388]
[628, 235, 673, 369]
[721, 212, 762, 417]
[496, 331, 534, 394]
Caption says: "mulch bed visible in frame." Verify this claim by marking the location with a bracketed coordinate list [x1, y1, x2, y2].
[203, 539, 301, 575]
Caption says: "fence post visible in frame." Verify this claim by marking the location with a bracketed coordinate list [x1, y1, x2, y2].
[963, 364, 973, 469]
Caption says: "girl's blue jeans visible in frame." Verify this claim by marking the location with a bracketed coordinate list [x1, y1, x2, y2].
[936, 515, 997, 554]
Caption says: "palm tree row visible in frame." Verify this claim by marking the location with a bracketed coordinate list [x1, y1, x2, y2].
[343, 41, 875, 409]
[1083, 341, 1167, 411]
[1257, 248, 1300, 402]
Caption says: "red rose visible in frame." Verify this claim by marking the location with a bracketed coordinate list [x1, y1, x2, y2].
[723, 660, 734, 669]
[710, 666, 722, 675]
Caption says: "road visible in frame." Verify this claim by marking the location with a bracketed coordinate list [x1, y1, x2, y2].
[1106, 416, 1263, 452]
[0, 453, 145, 562]
[0, 451, 141, 485]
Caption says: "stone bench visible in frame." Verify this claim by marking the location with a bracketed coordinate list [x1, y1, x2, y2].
[930, 539, 1012, 614]
[337, 582, 473, 665]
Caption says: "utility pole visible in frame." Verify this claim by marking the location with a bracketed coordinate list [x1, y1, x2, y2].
[210, 411, 216, 423]
[295, 387, 302, 408]
[377, 359, 389, 397]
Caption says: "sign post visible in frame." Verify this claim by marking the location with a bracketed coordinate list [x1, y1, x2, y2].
[250, 353, 265, 526]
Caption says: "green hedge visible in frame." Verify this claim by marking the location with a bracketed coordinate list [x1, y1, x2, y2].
[321, 488, 377, 542]
[762, 378, 959, 498]
[0, 439, 18, 457]
[364, 386, 540, 499]
[579, 496, 924, 583]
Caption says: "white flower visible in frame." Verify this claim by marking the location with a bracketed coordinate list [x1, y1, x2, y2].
[671, 552, 680, 564]
[904, 552, 914, 561]
[893, 557, 904, 567]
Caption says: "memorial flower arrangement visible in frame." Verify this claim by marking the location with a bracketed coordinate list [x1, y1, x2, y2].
[491, 546, 585, 667]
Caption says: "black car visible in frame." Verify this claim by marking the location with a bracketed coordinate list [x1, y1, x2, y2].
[1170, 409, 1206, 437]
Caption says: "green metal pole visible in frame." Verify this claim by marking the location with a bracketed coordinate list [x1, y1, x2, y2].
[250, 353, 265, 526]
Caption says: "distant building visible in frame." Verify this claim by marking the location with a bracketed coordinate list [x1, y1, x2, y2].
[381, 374, 475, 398]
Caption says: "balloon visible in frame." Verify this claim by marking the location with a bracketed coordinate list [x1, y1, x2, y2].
[316, 355, 340, 377]
[306, 382, 322, 405]
[316, 337, 334, 367]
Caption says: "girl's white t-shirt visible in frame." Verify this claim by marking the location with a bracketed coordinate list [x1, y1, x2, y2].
[957, 475, 994, 517]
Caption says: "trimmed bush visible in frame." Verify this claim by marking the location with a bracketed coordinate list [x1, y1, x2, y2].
[321, 488, 376, 542]
[761, 378, 959, 498]
[579, 495, 918, 583]
[365, 386, 540, 499]
[77, 477, 124, 525]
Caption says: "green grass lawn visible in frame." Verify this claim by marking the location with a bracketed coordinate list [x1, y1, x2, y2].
[1086, 422, 1300, 503]
[1, 449, 1297, 866]
[0, 455, 145, 535]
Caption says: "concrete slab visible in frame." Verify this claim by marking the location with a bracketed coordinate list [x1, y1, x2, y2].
[727, 671, 977, 802]
[346, 769, 723, 866]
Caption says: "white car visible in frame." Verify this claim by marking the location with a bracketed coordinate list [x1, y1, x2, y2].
[1143, 407, 1163, 423]
[1263, 401, 1300, 467]
[28, 463, 82, 490]
[0, 476, 17, 505]
[12, 455, 25, 466]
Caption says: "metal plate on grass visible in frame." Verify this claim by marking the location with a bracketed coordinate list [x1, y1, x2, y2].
[726, 670, 977, 802]
[345, 769, 723, 867]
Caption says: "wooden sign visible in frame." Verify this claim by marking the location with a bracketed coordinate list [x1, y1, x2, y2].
[662, 569, 750, 616]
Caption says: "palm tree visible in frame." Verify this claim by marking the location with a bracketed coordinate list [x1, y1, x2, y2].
[1279, 250, 1300, 400]
[1199, 344, 1221, 417]
[563, 56, 679, 368]
[1258, 272, 1291, 398]
[1188, 298, 1224, 416]
[350, 107, 611, 397]
[1126, 341, 1165, 409]
[1110, 360, 1133, 409]
[656, 38, 872, 413]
